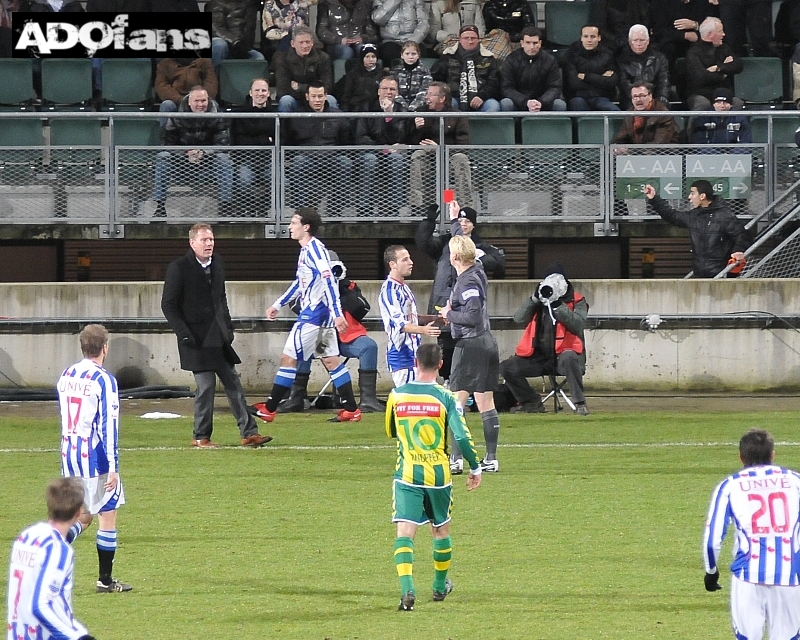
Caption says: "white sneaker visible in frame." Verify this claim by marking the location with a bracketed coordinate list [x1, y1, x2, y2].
[480, 458, 499, 473]
[449, 458, 463, 475]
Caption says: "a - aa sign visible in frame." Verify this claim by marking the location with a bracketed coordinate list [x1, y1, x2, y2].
[614, 153, 753, 200]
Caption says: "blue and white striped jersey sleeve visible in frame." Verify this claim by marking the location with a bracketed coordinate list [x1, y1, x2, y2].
[308, 239, 343, 319]
[703, 477, 732, 573]
[274, 278, 300, 309]
[379, 279, 409, 348]
[96, 370, 120, 474]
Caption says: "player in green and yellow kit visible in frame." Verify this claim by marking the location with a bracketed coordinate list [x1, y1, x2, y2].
[385, 342, 482, 611]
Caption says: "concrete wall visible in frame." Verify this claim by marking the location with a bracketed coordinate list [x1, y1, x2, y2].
[1, 280, 799, 392]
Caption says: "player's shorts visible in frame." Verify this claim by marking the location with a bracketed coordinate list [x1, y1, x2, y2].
[81, 474, 125, 515]
[449, 332, 500, 393]
[391, 368, 416, 388]
[392, 480, 452, 527]
[731, 575, 800, 640]
[283, 322, 339, 362]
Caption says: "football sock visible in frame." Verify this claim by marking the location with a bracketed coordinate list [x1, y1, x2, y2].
[266, 367, 296, 412]
[96, 529, 117, 585]
[66, 521, 83, 544]
[432, 536, 452, 593]
[330, 363, 357, 411]
[481, 409, 500, 460]
[394, 536, 415, 596]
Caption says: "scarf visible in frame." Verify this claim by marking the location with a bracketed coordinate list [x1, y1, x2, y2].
[459, 58, 478, 108]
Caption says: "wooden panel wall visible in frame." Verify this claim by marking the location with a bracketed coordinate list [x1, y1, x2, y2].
[628, 237, 693, 278]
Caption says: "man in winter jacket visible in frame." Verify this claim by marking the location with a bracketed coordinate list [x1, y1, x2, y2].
[690, 87, 751, 144]
[616, 25, 671, 109]
[644, 179, 751, 277]
[317, 0, 379, 60]
[209, 0, 265, 75]
[152, 87, 233, 218]
[499, 263, 590, 415]
[563, 25, 619, 111]
[685, 17, 743, 111]
[275, 26, 337, 112]
[499, 27, 566, 112]
[231, 78, 275, 190]
[614, 82, 679, 144]
[431, 25, 501, 112]
[481, 0, 535, 42]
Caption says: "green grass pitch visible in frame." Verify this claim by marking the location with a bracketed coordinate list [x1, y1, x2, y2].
[2, 403, 799, 640]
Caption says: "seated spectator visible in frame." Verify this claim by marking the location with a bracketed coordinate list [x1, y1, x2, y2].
[356, 76, 413, 213]
[650, 0, 717, 67]
[156, 58, 219, 125]
[283, 82, 354, 212]
[152, 86, 233, 218]
[499, 26, 566, 112]
[499, 264, 590, 415]
[614, 82, 679, 144]
[390, 40, 432, 111]
[261, 0, 315, 61]
[685, 17, 743, 111]
[340, 42, 386, 111]
[616, 24, 671, 109]
[594, 0, 649, 51]
[1, 0, 20, 58]
[481, 0, 534, 43]
[690, 87, 751, 143]
[316, 0, 379, 61]
[275, 25, 337, 112]
[564, 24, 620, 112]
[775, 0, 800, 60]
[209, 0, 265, 76]
[718, 0, 771, 57]
[409, 82, 474, 208]
[371, 0, 429, 65]
[428, 0, 486, 53]
[231, 78, 276, 191]
[431, 25, 502, 112]
[23, 0, 83, 11]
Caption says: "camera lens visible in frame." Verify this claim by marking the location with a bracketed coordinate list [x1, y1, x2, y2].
[540, 285, 553, 299]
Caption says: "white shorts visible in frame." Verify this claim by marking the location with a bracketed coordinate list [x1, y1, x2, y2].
[730, 575, 800, 640]
[81, 474, 125, 515]
[391, 368, 416, 388]
[283, 322, 340, 362]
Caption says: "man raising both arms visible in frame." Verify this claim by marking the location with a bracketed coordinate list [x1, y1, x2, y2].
[386, 343, 481, 612]
[253, 207, 362, 423]
[379, 245, 441, 387]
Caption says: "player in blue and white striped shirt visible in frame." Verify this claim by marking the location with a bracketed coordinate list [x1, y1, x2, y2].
[703, 428, 800, 640]
[56, 324, 131, 594]
[7, 477, 96, 640]
[253, 208, 362, 423]
[379, 245, 441, 388]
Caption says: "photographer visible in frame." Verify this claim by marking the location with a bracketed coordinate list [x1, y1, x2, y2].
[690, 88, 751, 144]
[499, 264, 590, 415]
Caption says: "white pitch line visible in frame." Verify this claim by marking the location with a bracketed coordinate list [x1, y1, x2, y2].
[3, 441, 800, 454]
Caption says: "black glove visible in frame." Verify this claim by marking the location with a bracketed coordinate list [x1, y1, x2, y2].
[179, 335, 196, 348]
[704, 570, 721, 592]
[229, 40, 250, 58]
[425, 204, 439, 221]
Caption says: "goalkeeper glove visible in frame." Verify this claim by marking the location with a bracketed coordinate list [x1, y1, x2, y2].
[704, 570, 721, 592]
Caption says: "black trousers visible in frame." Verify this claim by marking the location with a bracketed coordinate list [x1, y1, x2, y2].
[193, 361, 258, 440]
[718, 0, 773, 56]
[500, 350, 585, 405]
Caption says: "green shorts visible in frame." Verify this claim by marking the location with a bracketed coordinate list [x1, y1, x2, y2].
[392, 480, 453, 527]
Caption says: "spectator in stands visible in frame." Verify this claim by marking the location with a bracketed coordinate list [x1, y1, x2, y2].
[390, 40, 432, 111]
[644, 179, 750, 277]
[261, 0, 315, 61]
[22, 0, 83, 10]
[371, 0, 430, 65]
[0, 0, 20, 57]
[499, 26, 566, 112]
[231, 78, 276, 192]
[156, 57, 219, 125]
[283, 82, 354, 212]
[209, 0, 265, 76]
[356, 76, 413, 213]
[594, 0, 649, 51]
[431, 25, 502, 112]
[340, 42, 386, 111]
[428, 0, 486, 53]
[409, 82, 474, 208]
[275, 25, 337, 112]
[685, 17, 743, 111]
[155, 0, 201, 8]
[481, 0, 534, 42]
[616, 24, 671, 109]
[775, 0, 800, 60]
[563, 24, 620, 112]
[614, 81, 679, 144]
[718, 0, 772, 57]
[152, 87, 233, 218]
[86, 0, 149, 10]
[690, 87, 751, 143]
[650, 0, 718, 67]
[316, 0, 379, 61]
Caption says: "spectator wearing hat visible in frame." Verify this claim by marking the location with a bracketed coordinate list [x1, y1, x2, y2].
[499, 26, 566, 112]
[685, 17, 742, 111]
[691, 87, 751, 143]
[430, 24, 502, 111]
[415, 199, 506, 383]
[339, 42, 388, 111]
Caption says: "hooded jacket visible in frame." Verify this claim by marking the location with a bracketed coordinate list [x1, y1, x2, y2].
[500, 46, 563, 109]
[563, 42, 617, 101]
[316, 0, 378, 45]
[161, 94, 230, 147]
[371, 0, 429, 43]
[431, 43, 501, 105]
[648, 193, 751, 277]
[616, 45, 671, 107]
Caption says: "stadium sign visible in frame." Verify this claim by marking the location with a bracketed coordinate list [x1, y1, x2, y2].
[614, 155, 682, 200]
[685, 154, 751, 199]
